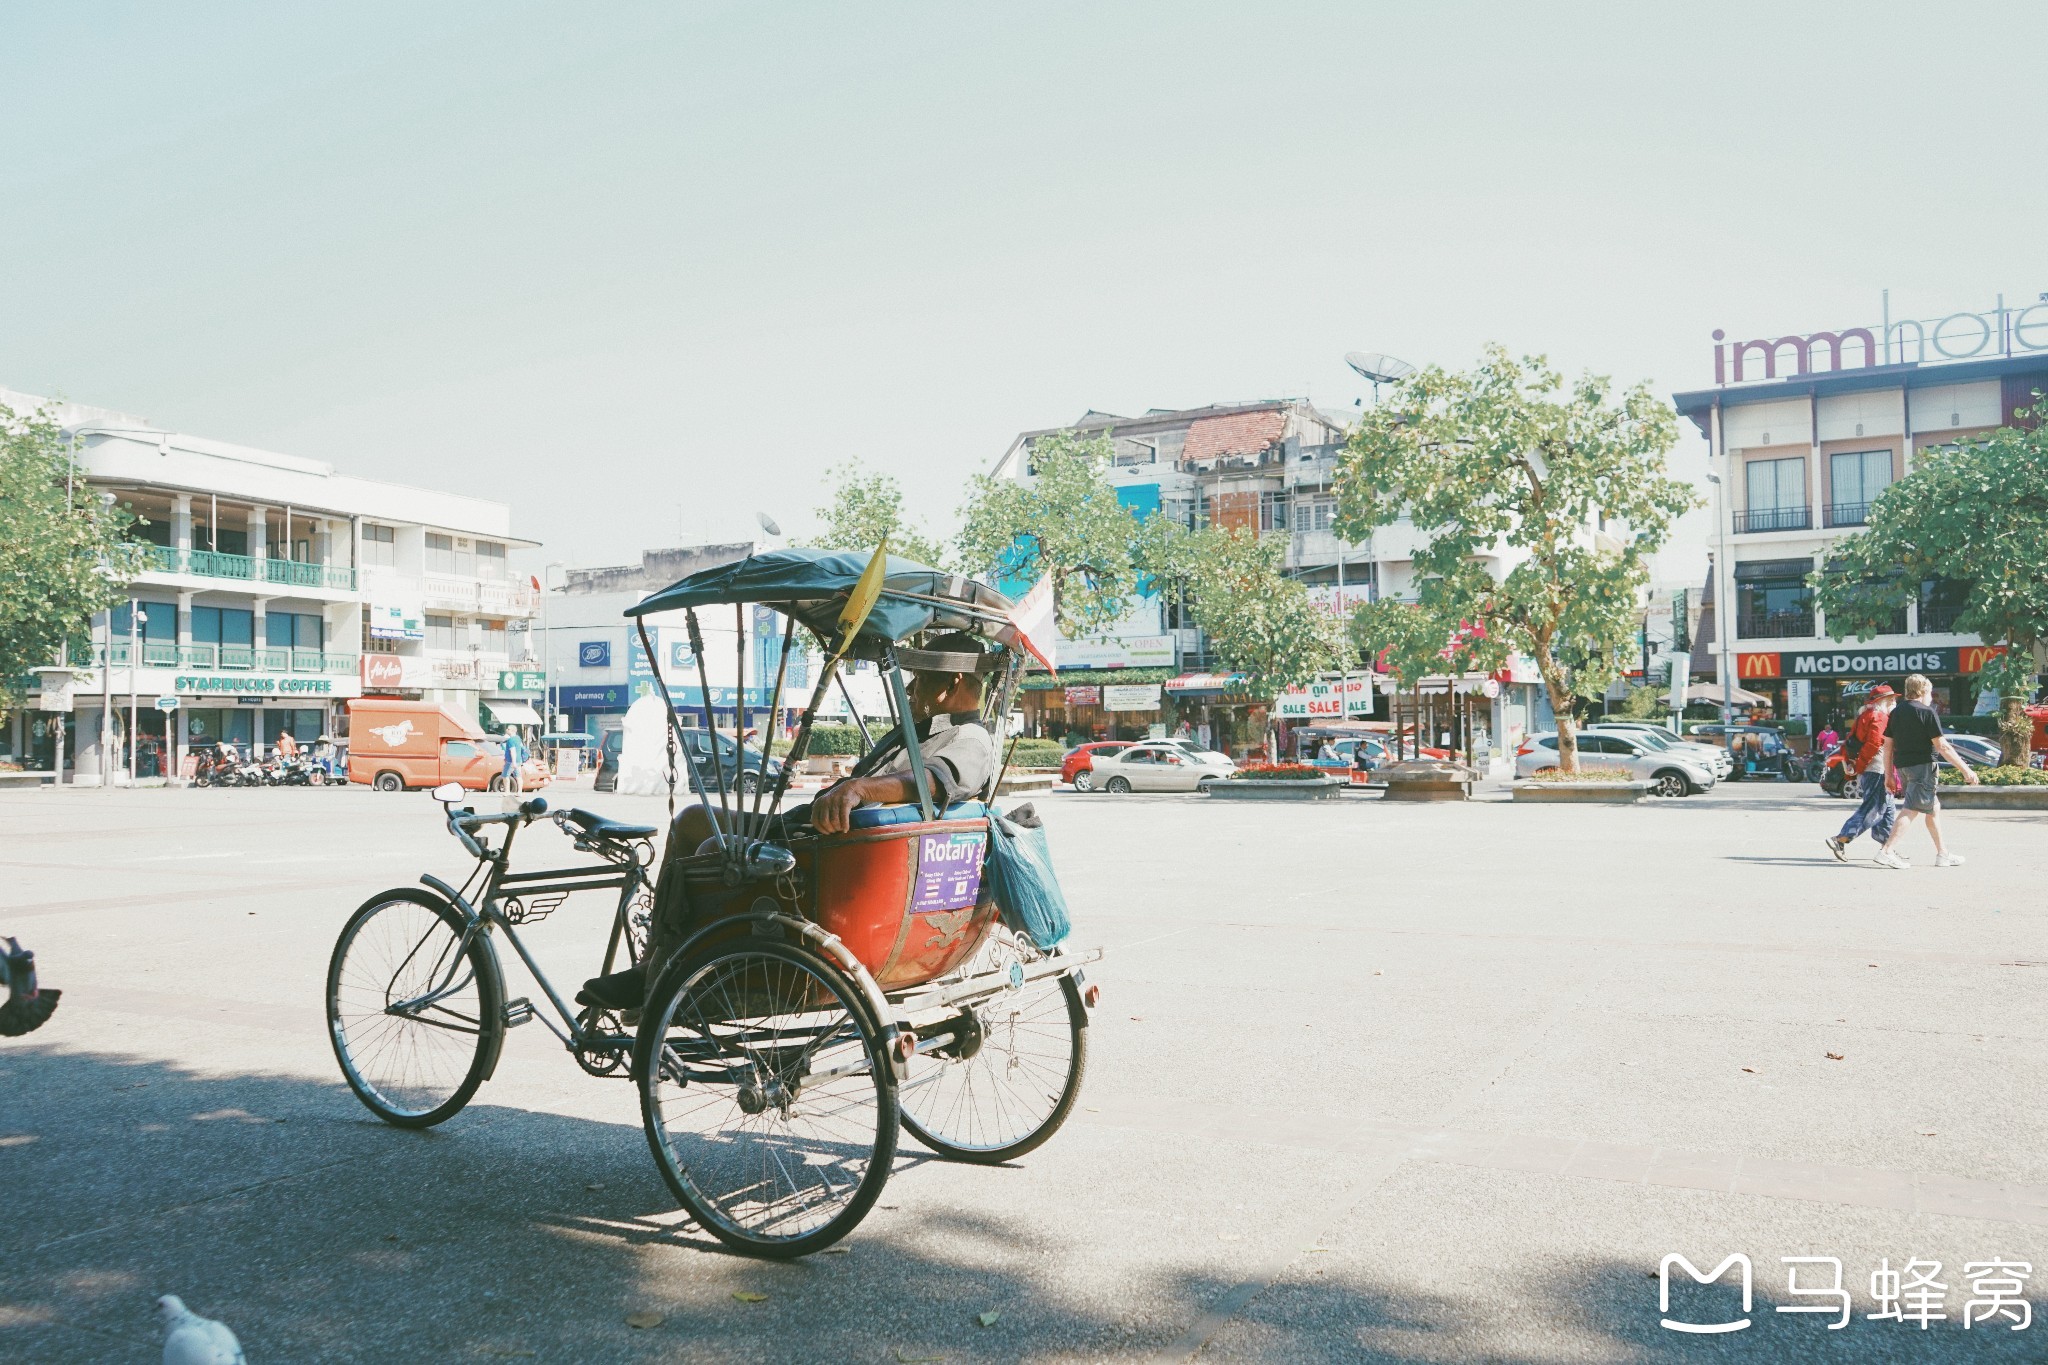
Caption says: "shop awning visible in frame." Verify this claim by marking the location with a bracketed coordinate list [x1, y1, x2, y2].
[1164, 672, 1248, 694]
[485, 700, 544, 726]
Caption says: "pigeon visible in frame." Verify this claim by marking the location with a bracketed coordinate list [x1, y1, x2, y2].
[157, 1295, 246, 1365]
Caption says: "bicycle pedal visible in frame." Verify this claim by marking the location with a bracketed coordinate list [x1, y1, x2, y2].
[504, 997, 536, 1028]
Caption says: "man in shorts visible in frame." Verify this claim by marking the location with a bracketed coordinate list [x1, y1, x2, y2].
[1874, 673, 1979, 869]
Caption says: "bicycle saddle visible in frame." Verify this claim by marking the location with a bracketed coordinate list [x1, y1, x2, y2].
[560, 808, 659, 841]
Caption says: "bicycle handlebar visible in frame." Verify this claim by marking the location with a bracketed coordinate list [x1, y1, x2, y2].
[446, 795, 549, 858]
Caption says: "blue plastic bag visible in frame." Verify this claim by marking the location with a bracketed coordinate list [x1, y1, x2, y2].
[985, 803, 1071, 950]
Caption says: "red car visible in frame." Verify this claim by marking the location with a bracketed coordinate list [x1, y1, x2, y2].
[1062, 741, 1134, 791]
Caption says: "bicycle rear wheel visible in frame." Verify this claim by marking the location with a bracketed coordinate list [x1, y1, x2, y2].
[327, 890, 504, 1128]
[899, 926, 1088, 1163]
[638, 941, 897, 1258]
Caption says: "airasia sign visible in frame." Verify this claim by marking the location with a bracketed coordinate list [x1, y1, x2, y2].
[361, 653, 431, 690]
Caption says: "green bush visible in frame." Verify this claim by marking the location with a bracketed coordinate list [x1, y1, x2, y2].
[1004, 738, 1066, 769]
[1939, 764, 2048, 787]
[805, 723, 868, 757]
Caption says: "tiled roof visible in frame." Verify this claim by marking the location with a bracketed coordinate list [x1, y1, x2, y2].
[1181, 409, 1288, 463]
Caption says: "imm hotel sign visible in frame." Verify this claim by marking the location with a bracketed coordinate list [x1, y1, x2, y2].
[1711, 292, 2048, 385]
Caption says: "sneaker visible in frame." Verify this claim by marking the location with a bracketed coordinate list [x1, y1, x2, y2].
[1873, 849, 1909, 870]
[1824, 836, 1849, 863]
[1935, 852, 1965, 868]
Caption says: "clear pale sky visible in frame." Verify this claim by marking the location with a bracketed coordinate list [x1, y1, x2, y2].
[4, 2, 2044, 577]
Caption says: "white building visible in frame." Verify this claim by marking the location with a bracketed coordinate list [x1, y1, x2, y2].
[1671, 301, 2048, 728]
[2, 389, 538, 781]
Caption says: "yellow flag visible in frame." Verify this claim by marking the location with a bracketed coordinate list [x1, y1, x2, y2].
[832, 538, 889, 660]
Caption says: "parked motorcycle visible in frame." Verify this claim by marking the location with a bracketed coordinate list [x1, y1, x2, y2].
[1816, 742, 1858, 798]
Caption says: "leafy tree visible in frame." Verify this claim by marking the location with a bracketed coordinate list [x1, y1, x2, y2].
[956, 430, 1139, 637]
[1810, 408, 2048, 764]
[808, 459, 947, 568]
[1139, 522, 1344, 694]
[1336, 346, 1694, 772]
[1613, 683, 1667, 720]
[0, 403, 151, 721]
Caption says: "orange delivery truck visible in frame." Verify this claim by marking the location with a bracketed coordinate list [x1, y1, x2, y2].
[345, 698, 538, 792]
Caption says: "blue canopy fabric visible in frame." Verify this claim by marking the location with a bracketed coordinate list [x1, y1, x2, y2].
[625, 547, 1016, 655]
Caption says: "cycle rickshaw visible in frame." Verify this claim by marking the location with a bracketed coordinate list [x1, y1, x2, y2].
[325, 548, 1098, 1257]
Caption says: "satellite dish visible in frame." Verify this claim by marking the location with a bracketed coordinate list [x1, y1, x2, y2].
[755, 512, 782, 537]
[1345, 352, 1415, 385]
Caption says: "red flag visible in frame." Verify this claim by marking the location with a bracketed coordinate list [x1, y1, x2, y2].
[530, 574, 542, 592]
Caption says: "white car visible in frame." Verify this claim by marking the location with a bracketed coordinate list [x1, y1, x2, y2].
[1583, 722, 1732, 778]
[1087, 741, 1236, 793]
[1515, 731, 1717, 797]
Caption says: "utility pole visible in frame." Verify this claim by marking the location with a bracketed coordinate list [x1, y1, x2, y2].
[128, 601, 142, 784]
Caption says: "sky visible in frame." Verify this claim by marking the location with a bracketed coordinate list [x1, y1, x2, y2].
[3, 1, 2045, 581]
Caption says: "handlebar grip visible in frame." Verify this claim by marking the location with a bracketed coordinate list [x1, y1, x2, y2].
[519, 796, 548, 818]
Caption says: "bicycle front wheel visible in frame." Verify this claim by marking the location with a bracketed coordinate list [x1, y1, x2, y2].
[638, 941, 897, 1258]
[327, 890, 504, 1128]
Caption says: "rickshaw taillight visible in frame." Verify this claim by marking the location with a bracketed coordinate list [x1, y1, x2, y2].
[892, 1032, 918, 1063]
[1082, 984, 1100, 1009]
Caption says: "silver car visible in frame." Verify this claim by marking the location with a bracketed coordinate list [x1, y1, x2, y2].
[1516, 731, 1717, 797]
[1584, 722, 1732, 778]
[1088, 741, 1236, 793]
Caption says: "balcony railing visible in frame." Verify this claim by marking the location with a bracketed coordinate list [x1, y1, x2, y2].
[1736, 611, 1815, 639]
[93, 642, 359, 674]
[1919, 601, 1967, 633]
[1824, 502, 1872, 529]
[138, 547, 357, 592]
[1733, 506, 1811, 534]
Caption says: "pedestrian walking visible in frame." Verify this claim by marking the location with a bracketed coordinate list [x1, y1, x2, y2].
[1815, 720, 1840, 753]
[502, 729, 528, 793]
[1874, 673, 1979, 869]
[1824, 686, 1897, 861]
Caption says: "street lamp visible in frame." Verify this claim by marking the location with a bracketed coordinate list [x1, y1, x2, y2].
[540, 561, 564, 734]
[1704, 471, 1732, 726]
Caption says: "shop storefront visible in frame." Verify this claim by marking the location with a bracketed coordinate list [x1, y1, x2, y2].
[1163, 672, 1268, 759]
[1019, 669, 1175, 742]
[1736, 644, 2005, 732]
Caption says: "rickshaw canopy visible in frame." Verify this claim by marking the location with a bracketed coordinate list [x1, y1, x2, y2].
[626, 548, 1016, 655]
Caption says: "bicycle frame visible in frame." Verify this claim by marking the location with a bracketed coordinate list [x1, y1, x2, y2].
[414, 805, 653, 1060]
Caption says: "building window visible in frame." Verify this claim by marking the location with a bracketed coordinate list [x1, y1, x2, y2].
[480, 619, 507, 655]
[1734, 560, 1814, 639]
[1259, 492, 1289, 532]
[265, 612, 325, 650]
[476, 540, 507, 579]
[1918, 578, 1969, 634]
[1291, 495, 1336, 533]
[1739, 457, 1808, 532]
[111, 601, 176, 640]
[425, 532, 473, 576]
[1826, 450, 1892, 528]
[426, 614, 461, 652]
[191, 606, 254, 645]
[363, 523, 397, 568]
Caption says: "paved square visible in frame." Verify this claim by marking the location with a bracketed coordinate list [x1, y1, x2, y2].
[3, 781, 2044, 1361]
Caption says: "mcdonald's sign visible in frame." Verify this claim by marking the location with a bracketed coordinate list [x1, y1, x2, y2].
[1737, 652, 1781, 679]
[1959, 645, 2007, 674]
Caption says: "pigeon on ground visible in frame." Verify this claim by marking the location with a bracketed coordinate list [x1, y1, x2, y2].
[157, 1295, 246, 1365]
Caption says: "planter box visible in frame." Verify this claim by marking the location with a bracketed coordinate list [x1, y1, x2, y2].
[1205, 777, 1345, 801]
[1512, 780, 1651, 804]
[1938, 786, 2048, 811]
[996, 771, 1057, 796]
[1379, 760, 1477, 802]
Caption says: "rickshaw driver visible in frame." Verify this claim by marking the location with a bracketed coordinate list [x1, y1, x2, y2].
[578, 634, 997, 1010]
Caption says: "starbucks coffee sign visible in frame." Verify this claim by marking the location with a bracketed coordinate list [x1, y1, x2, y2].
[173, 674, 336, 695]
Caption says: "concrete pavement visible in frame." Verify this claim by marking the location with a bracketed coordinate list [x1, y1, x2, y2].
[3, 781, 2045, 1361]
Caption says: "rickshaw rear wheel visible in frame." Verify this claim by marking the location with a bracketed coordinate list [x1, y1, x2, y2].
[637, 940, 898, 1259]
[900, 930, 1089, 1165]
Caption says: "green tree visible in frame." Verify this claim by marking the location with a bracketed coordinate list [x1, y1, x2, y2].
[0, 403, 151, 721]
[1139, 522, 1344, 694]
[1336, 346, 1694, 772]
[808, 459, 947, 568]
[1810, 408, 2048, 764]
[956, 430, 1139, 637]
